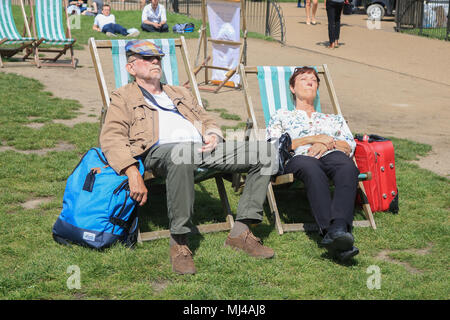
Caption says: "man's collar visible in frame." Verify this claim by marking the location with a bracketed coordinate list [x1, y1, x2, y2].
[127, 81, 185, 108]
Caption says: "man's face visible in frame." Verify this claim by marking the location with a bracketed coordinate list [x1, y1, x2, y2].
[102, 6, 111, 16]
[126, 55, 162, 81]
[151, 0, 159, 8]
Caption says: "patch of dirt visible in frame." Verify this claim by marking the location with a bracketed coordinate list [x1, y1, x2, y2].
[375, 243, 433, 274]
[151, 279, 170, 293]
[0, 142, 75, 155]
[21, 197, 54, 210]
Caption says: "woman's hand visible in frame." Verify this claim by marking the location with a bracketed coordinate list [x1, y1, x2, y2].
[335, 140, 352, 156]
[307, 143, 328, 159]
[314, 134, 335, 150]
[292, 134, 335, 150]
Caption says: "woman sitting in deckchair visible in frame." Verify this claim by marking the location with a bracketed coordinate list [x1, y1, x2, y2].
[266, 66, 359, 262]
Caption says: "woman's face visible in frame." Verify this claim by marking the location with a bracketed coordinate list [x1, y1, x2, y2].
[290, 71, 318, 101]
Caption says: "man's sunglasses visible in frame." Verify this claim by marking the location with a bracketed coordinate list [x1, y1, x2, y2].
[129, 55, 162, 63]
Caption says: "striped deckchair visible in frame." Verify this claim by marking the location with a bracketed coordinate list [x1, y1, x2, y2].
[89, 36, 235, 243]
[0, 0, 35, 67]
[29, 0, 76, 68]
[240, 64, 376, 235]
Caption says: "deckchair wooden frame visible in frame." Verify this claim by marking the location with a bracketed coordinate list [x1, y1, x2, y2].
[240, 64, 377, 235]
[28, 0, 76, 68]
[190, 0, 247, 93]
[88, 36, 235, 243]
[0, 0, 36, 67]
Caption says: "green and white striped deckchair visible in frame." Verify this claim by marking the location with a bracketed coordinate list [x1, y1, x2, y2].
[240, 64, 376, 234]
[0, 0, 35, 67]
[30, 0, 76, 68]
[89, 36, 235, 243]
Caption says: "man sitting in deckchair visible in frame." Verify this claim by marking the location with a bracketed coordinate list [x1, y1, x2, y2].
[100, 40, 276, 275]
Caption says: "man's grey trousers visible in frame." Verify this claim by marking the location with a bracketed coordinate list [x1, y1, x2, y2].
[144, 141, 275, 235]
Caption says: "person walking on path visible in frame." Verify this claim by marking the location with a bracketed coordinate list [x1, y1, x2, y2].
[305, 0, 318, 25]
[325, 0, 346, 48]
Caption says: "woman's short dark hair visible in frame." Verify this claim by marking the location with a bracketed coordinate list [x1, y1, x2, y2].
[289, 66, 320, 101]
[289, 66, 320, 89]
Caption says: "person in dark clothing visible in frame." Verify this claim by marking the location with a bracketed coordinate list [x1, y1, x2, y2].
[325, 0, 348, 48]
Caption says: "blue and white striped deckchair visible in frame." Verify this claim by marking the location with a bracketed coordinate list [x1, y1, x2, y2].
[110, 39, 180, 89]
[0, 0, 35, 67]
[240, 64, 376, 234]
[89, 36, 234, 242]
[30, 0, 76, 68]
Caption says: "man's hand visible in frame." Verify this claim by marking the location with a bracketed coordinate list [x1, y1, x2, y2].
[124, 164, 148, 206]
[335, 140, 352, 156]
[199, 134, 218, 153]
[307, 143, 328, 159]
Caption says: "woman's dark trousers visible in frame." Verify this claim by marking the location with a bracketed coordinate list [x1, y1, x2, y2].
[284, 151, 359, 234]
[326, 1, 344, 44]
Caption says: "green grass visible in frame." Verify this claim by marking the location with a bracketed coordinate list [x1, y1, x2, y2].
[400, 28, 449, 41]
[0, 71, 449, 300]
[8, 5, 276, 53]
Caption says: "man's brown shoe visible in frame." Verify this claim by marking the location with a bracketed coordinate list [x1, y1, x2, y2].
[224, 230, 275, 259]
[170, 244, 196, 275]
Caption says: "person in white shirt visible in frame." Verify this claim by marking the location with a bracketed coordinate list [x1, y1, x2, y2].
[93, 4, 140, 37]
[141, 0, 169, 33]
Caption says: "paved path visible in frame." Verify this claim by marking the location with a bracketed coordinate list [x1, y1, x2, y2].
[280, 3, 450, 86]
[1, 5, 449, 177]
[272, 3, 450, 177]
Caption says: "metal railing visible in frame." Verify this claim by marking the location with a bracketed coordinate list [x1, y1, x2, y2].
[396, 0, 449, 40]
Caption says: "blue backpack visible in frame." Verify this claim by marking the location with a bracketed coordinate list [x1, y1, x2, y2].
[172, 23, 194, 33]
[52, 148, 144, 250]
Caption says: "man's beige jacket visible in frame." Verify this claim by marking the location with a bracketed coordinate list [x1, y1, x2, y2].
[100, 81, 223, 175]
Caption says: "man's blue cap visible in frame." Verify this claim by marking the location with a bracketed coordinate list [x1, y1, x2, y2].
[125, 40, 165, 58]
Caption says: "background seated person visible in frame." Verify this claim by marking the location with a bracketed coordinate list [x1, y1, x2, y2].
[82, 0, 103, 16]
[93, 4, 140, 37]
[266, 66, 360, 262]
[67, 0, 87, 15]
[141, 0, 169, 33]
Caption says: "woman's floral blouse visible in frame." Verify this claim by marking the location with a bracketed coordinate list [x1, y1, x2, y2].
[266, 109, 356, 158]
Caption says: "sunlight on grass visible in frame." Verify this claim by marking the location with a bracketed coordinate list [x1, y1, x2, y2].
[0, 70, 449, 300]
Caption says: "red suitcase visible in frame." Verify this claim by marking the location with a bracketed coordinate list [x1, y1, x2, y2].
[354, 134, 399, 213]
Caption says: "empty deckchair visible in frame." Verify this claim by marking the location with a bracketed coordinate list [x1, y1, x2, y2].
[89, 36, 235, 243]
[29, 0, 76, 68]
[0, 0, 36, 68]
[240, 64, 377, 235]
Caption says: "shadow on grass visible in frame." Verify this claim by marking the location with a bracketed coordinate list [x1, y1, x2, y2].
[266, 182, 362, 266]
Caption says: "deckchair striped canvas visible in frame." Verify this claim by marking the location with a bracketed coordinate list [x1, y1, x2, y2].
[257, 66, 321, 126]
[111, 39, 179, 89]
[35, 0, 74, 45]
[0, 0, 34, 44]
